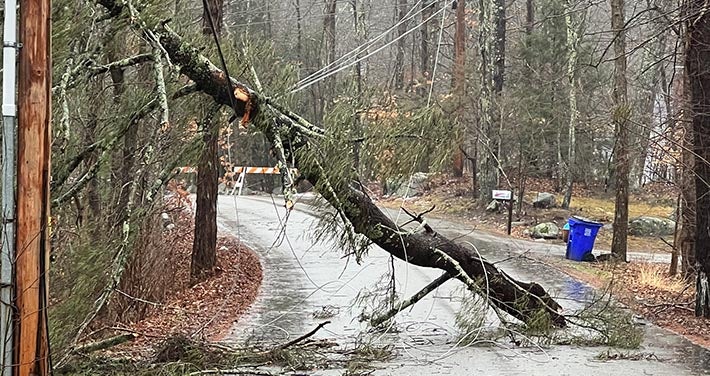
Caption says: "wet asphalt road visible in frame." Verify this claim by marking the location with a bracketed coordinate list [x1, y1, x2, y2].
[218, 194, 710, 375]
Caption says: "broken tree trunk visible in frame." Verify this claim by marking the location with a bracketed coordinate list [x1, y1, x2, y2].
[94, 0, 566, 328]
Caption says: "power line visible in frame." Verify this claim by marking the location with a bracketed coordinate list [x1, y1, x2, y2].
[291, 2, 449, 94]
[202, 0, 240, 122]
[428, 3, 448, 107]
[292, 0, 426, 90]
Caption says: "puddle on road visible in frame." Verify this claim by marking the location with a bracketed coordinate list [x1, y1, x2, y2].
[218, 197, 710, 375]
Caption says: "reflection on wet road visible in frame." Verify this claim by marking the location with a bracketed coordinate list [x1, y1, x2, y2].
[218, 194, 710, 375]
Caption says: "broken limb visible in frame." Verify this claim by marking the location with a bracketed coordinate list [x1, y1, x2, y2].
[400, 206, 436, 233]
[94, 1, 566, 328]
[73, 333, 138, 354]
[370, 272, 452, 327]
[277, 321, 331, 350]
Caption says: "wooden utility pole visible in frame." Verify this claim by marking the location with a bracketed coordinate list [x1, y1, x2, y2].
[16, 0, 52, 373]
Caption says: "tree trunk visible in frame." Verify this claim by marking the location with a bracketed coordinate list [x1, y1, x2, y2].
[352, 0, 365, 172]
[671, 36, 695, 278]
[452, 0, 466, 177]
[295, 0, 303, 62]
[679, 80, 696, 278]
[525, 0, 534, 34]
[478, 0, 506, 202]
[202, 0, 224, 35]
[562, 0, 584, 209]
[192, 106, 220, 279]
[192, 0, 225, 279]
[687, 0, 710, 316]
[633, 28, 666, 189]
[610, 0, 630, 262]
[393, 0, 408, 90]
[323, 0, 337, 100]
[420, 1, 434, 93]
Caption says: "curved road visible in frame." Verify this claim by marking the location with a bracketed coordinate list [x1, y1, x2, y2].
[218, 194, 709, 375]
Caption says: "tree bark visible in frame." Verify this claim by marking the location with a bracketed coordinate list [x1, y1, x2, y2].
[393, 0, 408, 90]
[671, 37, 695, 278]
[561, 0, 584, 209]
[678, 78, 696, 278]
[192, 0, 225, 279]
[202, 0, 224, 35]
[478, 0, 506, 201]
[192, 105, 221, 279]
[687, 0, 710, 316]
[294, 0, 303, 62]
[610, 0, 630, 262]
[323, 0, 337, 100]
[525, 0, 534, 34]
[352, 0, 365, 171]
[633, 15, 667, 188]
[452, 0, 466, 177]
[420, 0, 435, 92]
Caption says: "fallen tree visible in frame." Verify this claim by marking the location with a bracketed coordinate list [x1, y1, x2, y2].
[94, 0, 565, 328]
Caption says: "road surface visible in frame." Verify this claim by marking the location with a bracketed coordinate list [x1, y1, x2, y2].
[218, 194, 710, 375]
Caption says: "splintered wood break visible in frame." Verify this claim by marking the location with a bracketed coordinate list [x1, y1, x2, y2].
[235, 87, 252, 127]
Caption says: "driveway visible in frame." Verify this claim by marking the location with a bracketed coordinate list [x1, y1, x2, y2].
[217, 194, 708, 375]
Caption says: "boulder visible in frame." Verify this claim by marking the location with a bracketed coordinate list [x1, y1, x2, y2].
[161, 212, 172, 228]
[628, 216, 676, 237]
[531, 222, 560, 239]
[486, 200, 500, 212]
[533, 192, 556, 208]
[388, 172, 432, 197]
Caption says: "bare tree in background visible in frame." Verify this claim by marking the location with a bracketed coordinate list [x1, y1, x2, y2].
[478, 0, 506, 201]
[452, 0, 466, 178]
[610, 0, 630, 262]
[561, 0, 586, 209]
[393, 0, 408, 90]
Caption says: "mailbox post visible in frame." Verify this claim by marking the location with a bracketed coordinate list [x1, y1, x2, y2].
[492, 189, 514, 235]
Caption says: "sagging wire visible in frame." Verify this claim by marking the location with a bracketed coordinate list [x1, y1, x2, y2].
[289, 2, 448, 94]
[292, 0, 425, 91]
[427, 0, 447, 107]
[201, 0, 241, 124]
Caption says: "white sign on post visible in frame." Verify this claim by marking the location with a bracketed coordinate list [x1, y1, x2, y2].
[492, 189, 512, 200]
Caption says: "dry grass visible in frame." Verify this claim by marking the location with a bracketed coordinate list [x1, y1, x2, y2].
[568, 196, 674, 223]
[637, 263, 686, 293]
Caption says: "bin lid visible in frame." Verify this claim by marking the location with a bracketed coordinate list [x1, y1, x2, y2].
[569, 216, 603, 227]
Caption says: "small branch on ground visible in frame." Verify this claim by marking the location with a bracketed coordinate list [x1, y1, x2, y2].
[73, 333, 138, 354]
[370, 272, 451, 327]
[277, 321, 331, 350]
[188, 369, 276, 376]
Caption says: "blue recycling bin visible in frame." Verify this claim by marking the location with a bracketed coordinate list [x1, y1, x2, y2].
[565, 216, 603, 261]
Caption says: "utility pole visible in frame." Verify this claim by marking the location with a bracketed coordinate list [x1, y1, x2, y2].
[16, 0, 52, 373]
[1, 0, 18, 373]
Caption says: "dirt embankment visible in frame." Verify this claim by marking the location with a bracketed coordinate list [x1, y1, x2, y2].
[556, 260, 710, 348]
[111, 205, 263, 356]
